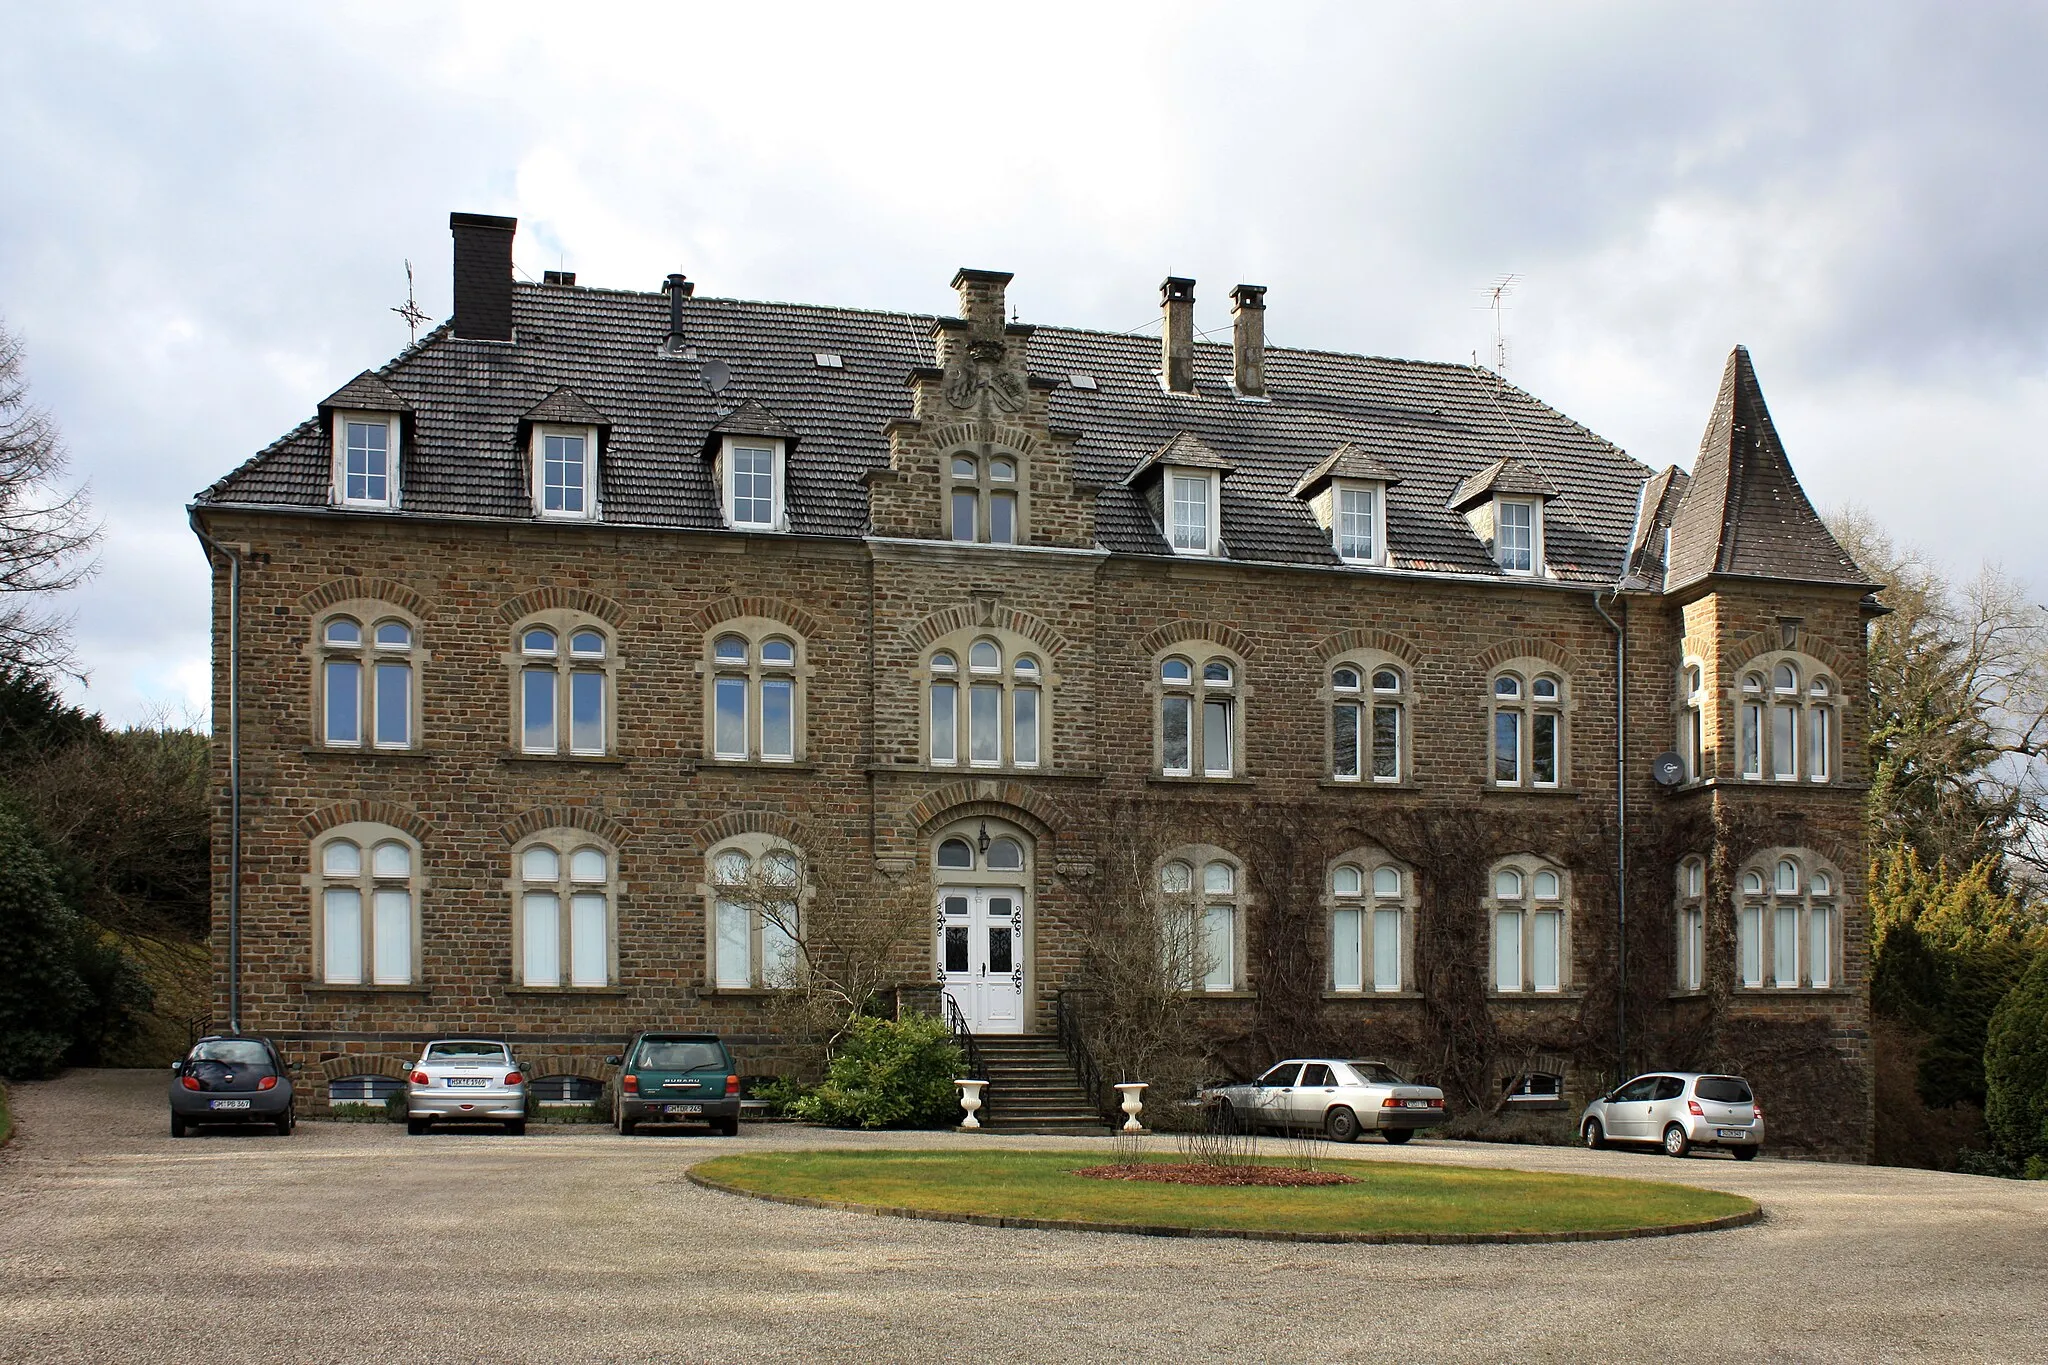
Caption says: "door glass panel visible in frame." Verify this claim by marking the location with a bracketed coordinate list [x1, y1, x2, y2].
[1301, 1064, 1334, 1087]
[943, 924, 969, 974]
[942, 895, 969, 915]
[988, 925, 1013, 975]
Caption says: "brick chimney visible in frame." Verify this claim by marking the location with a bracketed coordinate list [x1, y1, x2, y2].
[449, 212, 517, 342]
[1230, 284, 1267, 397]
[663, 272, 694, 351]
[1161, 277, 1196, 393]
[951, 267, 1013, 340]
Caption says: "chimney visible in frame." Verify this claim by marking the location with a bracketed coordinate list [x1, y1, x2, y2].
[1230, 284, 1267, 397]
[1160, 277, 1196, 393]
[951, 268, 1013, 340]
[449, 212, 517, 342]
[663, 272, 694, 351]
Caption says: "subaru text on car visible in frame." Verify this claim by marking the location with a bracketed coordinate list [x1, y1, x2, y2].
[609, 1032, 741, 1136]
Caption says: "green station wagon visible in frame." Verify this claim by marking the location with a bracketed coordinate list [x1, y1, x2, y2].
[610, 1032, 741, 1136]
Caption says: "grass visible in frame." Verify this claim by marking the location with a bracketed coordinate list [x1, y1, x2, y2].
[691, 1150, 1756, 1238]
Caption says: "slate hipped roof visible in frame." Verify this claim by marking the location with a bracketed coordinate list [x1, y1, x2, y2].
[1662, 347, 1875, 592]
[1291, 441, 1403, 498]
[1124, 431, 1236, 485]
[195, 279, 1850, 592]
[1447, 456, 1561, 512]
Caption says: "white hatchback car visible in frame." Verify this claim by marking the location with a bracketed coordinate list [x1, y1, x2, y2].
[1579, 1072, 1763, 1158]
[406, 1039, 527, 1135]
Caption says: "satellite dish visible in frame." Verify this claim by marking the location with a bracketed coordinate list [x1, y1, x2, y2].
[1651, 752, 1686, 786]
[701, 358, 731, 395]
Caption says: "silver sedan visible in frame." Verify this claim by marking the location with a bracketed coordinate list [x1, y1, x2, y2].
[1201, 1059, 1447, 1143]
[1579, 1072, 1763, 1158]
[406, 1039, 527, 1135]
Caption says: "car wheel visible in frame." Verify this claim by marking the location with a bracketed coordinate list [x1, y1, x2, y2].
[715, 1117, 739, 1137]
[170, 1114, 187, 1138]
[1582, 1119, 1606, 1151]
[407, 1119, 429, 1136]
[616, 1107, 636, 1136]
[1322, 1107, 1361, 1143]
[1214, 1100, 1240, 1135]
[276, 1111, 294, 1137]
[1382, 1127, 1415, 1145]
[506, 1120, 526, 1137]
[1662, 1123, 1692, 1158]
[1731, 1144, 1759, 1161]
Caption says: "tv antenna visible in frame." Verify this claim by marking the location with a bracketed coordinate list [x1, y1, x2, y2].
[391, 260, 430, 344]
[1484, 273, 1518, 375]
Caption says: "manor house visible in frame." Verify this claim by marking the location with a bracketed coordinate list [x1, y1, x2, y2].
[194, 212, 1878, 1154]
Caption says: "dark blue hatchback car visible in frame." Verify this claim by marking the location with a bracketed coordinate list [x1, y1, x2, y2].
[169, 1035, 295, 1136]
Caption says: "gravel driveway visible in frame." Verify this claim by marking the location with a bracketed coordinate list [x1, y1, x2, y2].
[2, 1069, 2043, 1363]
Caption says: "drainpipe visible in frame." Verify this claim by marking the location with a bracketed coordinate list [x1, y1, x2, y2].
[189, 513, 243, 1034]
[1590, 588, 1627, 1076]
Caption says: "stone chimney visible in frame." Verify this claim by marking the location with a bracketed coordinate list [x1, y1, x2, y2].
[449, 211, 517, 342]
[951, 268, 1013, 340]
[1161, 277, 1196, 392]
[1230, 284, 1267, 397]
[663, 272, 694, 351]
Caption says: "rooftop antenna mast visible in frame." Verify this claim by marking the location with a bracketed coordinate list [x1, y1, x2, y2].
[391, 259, 430, 345]
[1486, 273, 1518, 379]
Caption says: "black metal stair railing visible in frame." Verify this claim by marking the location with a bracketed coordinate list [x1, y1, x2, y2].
[942, 993, 988, 1082]
[1053, 989, 1111, 1123]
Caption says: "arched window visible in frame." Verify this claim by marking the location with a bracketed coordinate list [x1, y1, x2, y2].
[1680, 662, 1705, 781]
[1328, 850, 1415, 993]
[512, 833, 618, 988]
[1488, 856, 1568, 994]
[1489, 665, 1567, 788]
[311, 824, 417, 985]
[1676, 857, 1706, 991]
[1330, 659, 1406, 783]
[1737, 655, 1839, 783]
[926, 633, 1044, 769]
[514, 612, 616, 756]
[707, 621, 804, 762]
[316, 609, 420, 749]
[1735, 849, 1840, 989]
[947, 452, 1023, 544]
[1159, 849, 1243, 992]
[706, 838, 805, 990]
[1157, 646, 1241, 778]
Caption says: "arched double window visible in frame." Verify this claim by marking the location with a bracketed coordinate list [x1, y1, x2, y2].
[1735, 851, 1839, 989]
[1159, 850, 1244, 992]
[1330, 659, 1406, 782]
[1490, 666, 1567, 788]
[316, 610, 420, 749]
[1328, 852, 1414, 993]
[1157, 648, 1242, 778]
[1676, 857, 1706, 991]
[1737, 657, 1839, 783]
[1488, 857, 1569, 994]
[708, 623, 804, 762]
[514, 613, 616, 756]
[512, 834, 617, 988]
[706, 838, 804, 990]
[948, 452, 1023, 544]
[311, 825, 417, 985]
[927, 636, 1043, 768]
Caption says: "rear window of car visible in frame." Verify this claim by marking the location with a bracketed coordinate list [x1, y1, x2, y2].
[636, 1041, 726, 1071]
[426, 1042, 509, 1061]
[190, 1040, 270, 1066]
[1345, 1061, 1402, 1084]
[1695, 1076, 1753, 1103]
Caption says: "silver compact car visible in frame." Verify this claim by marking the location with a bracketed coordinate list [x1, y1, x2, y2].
[1200, 1059, 1447, 1143]
[1580, 1072, 1763, 1158]
[406, 1039, 527, 1135]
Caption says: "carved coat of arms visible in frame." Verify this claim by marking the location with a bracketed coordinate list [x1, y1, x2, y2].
[944, 341, 1027, 413]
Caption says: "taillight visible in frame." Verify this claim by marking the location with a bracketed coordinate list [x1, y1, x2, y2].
[181, 1076, 200, 1091]
[1429, 1097, 1444, 1108]
[258, 1076, 278, 1091]
[1382, 1097, 1402, 1108]
[503, 1071, 523, 1087]
[411, 1070, 429, 1086]
[622, 1074, 638, 1095]
[1687, 1100, 1704, 1116]
[726, 1074, 741, 1097]
[1752, 1103, 1764, 1120]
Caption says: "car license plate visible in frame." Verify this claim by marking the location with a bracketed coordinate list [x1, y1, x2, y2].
[1405, 1099, 1431, 1108]
[1717, 1128, 1749, 1139]
[209, 1099, 251, 1110]
[664, 1103, 702, 1115]
[445, 1077, 488, 1088]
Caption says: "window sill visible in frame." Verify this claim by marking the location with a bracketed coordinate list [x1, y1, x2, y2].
[1323, 990, 1424, 1001]
[1147, 775, 1258, 787]
[503, 985, 630, 996]
[304, 984, 431, 996]
[704, 986, 790, 997]
[1181, 989, 1258, 1000]
[1479, 785, 1581, 798]
[1317, 778, 1417, 791]
[499, 752, 628, 766]
[1731, 986, 1852, 997]
[300, 746, 433, 761]
[1667, 777, 1870, 795]
[873, 763, 1102, 781]
[1485, 989, 1586, 1001]
[700, 758, 815, 773]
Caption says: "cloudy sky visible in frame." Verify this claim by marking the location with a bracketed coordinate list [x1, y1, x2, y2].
[3, 2, 2045, 724]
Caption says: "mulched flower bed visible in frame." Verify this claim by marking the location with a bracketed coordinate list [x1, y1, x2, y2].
[1072, 1163, 1356, 1188]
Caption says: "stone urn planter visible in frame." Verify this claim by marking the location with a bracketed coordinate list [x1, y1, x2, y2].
[1114, 1082, 1148, 1133]
[955, 1079, 988, 1130]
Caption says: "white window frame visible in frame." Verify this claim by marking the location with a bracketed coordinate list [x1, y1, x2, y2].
[332, 410, 400, 509]
[1489, 666, 1568, 789]
[705, 621, 805, 763]
[1487, 857, 1569, 995]
[1495, 496, 1541, 575]
[510, 835, 619, 989]
[1156, 648, 1242, 778]
[1333, 480, 1386, 565]
[704, 836, 808, 990]
[1158, 849, 1245, 993]
[310, 824, 419, 986]
[923, 632, 1048, 771]
[1167, 469, 1222, 557]
[1734, 850, 1842, 991]
[1328, 854, 1414, 994]
[1676, 857, 1706, 992]
[722, 436, 786, 532]
[315, 608, 422, 751]
[1736, 657, 1840, 785]
[531, 423, 600, 521]
[512, 612, 617, 757]
[1329, 657, 1406, 783]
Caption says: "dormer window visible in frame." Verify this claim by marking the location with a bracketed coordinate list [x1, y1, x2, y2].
[1335, 482, 1384, 564]
[334, 411, 398, 509]
[532, 425, 599, 520]
[722, 437, 785, 531]
[1169, 471, 1218, 556]
[1497, 498, 1538, 574]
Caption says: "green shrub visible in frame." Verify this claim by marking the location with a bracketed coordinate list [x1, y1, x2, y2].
[792, 1015, 964, 1129]
[749, 1074, 811, 1117]
[1984, 950, 2048, 1176]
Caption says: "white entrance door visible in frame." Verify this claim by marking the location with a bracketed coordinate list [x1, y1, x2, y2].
[938, 887, 1023, 1034]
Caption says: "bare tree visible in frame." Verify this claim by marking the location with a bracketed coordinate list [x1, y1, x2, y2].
[0, 321, 100, 676]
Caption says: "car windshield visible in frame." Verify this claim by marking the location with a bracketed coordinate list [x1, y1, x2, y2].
[425, 1042, 509, 1062]
[636, 1041, 725, 1071]
[1346, 1061, 1402, 1084]
[1695, 1076, 1753, 1103]
[190, 1040, 269, 1066]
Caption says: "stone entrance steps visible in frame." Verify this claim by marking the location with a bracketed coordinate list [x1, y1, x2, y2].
[974, 1035, 1107, 1133]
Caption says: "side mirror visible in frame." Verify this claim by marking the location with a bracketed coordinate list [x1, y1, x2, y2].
[605, 1055, 624, 1067]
